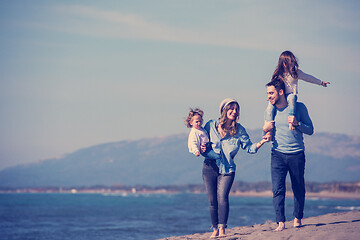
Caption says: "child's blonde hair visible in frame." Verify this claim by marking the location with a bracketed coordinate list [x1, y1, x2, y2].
[185, 108, 204, 128]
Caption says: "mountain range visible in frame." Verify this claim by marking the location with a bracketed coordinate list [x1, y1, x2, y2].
[0, 130, 359, 187]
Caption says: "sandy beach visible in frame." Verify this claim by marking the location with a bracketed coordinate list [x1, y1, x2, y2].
[158, 210, 360, 240]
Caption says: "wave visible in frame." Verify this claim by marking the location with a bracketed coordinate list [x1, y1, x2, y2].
[335, 206, 360, 211]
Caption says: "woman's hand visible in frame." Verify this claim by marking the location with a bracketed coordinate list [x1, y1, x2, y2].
[200, 144, 207, 153]
[256, 132, 270, 149]
[263, 132, 271, 142]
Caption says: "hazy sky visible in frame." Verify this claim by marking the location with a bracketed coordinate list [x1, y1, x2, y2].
[1, 0, 359, 169]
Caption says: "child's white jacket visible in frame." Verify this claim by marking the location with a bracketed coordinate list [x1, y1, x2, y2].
[188, 127, 209, 155]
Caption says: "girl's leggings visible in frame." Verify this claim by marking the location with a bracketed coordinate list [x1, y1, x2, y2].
[265, 93, 297, 121]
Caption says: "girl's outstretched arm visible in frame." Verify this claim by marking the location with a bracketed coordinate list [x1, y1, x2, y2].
[297, 69, 322, 85]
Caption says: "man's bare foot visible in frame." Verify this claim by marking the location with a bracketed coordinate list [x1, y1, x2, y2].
[210, 229, 218, 238]
[274, 222, 285, 231]
[218, 227, 226, 238]
[294, 218, 302, 227]
[263, 121, 274, 132]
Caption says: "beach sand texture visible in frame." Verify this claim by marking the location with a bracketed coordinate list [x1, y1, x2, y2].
[158, 210, 360, 240]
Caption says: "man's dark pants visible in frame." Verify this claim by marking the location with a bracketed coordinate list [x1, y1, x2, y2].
[271, 150, 306, 223]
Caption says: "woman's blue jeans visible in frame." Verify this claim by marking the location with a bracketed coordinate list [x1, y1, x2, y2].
[271, 150, 305, 223]
[202, 158, 235, 229]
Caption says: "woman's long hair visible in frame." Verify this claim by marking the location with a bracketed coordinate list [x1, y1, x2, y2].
[272, 51, 299, 81]
[219, 103, 239, 136]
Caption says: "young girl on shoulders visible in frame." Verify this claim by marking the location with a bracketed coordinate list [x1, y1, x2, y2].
[264, 50, 330, 132]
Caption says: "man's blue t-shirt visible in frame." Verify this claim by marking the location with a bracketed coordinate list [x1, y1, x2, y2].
[267, 102, 314, 154]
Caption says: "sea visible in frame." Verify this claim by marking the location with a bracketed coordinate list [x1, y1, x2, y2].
[1, 193, 360, 240]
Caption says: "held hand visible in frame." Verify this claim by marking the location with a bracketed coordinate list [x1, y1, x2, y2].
[263, 132, 271, 142]
[195, 151, 200, 157]
[321, 81, 330, 87]
[288, 116, 299, 127]
[200, 144, 207, 153]
[257, 133, 270, 149]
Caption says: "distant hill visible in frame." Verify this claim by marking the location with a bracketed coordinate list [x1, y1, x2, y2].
[0, 130, 359, 187]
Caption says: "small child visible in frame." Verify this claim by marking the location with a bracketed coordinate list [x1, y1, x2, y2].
[264, 51, 330, 133]
[185, 108, 221, 163]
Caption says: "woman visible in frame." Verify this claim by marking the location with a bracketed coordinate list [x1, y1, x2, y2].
[201, 98, 269, 238]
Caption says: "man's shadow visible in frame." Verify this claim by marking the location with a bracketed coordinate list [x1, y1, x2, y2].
[299, 219, 360, 228]
[254, 219, 360, 233]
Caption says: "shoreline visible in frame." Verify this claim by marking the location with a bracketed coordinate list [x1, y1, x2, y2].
[230, 190, 360, 199]
[1, 189, 360, 199]
[158, 210, 360, 240]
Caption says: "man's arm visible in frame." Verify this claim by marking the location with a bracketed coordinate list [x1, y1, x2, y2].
[291, 103, 314, 135]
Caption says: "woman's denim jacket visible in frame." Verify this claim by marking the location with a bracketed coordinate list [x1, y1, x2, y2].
[204, 119, 258, 174]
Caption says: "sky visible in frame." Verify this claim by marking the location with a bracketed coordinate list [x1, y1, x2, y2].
[0, 0, 359, 170]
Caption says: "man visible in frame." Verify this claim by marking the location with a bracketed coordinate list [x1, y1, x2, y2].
[264, 79, 314, 231]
